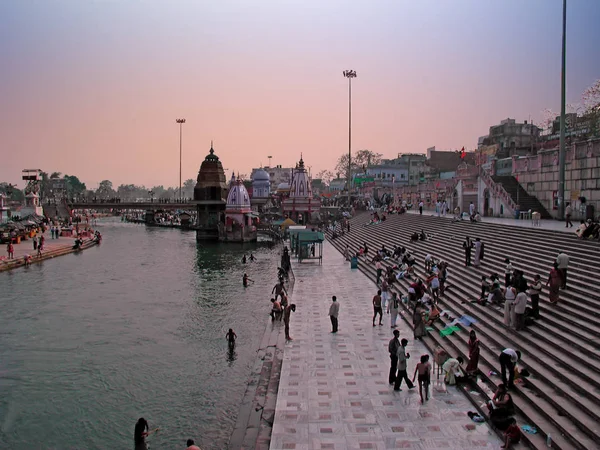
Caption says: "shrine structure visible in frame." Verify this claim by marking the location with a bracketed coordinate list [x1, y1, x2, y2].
[219, 174, 258, 242]
[281, 155, 320, 224]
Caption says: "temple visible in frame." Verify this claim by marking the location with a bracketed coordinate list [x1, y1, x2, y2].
[282, 155, 320, 224]
[219, 174, 258, 242]
[250, 167, 271, 212]
[193, 143, 228, 241]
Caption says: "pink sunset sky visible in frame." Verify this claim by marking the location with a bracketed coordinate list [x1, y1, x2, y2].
[1, 0, 599, 189]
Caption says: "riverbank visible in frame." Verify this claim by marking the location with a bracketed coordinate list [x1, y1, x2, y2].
[228, 246, 294, 450]
[0, 238, 98, 272]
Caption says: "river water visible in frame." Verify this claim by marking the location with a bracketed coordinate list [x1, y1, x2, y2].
[0, 219, 280, 450]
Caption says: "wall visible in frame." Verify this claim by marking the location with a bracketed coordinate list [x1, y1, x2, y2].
[514, 139, 600, 219]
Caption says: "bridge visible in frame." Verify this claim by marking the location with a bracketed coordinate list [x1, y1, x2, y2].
[68, 201, 199, 211]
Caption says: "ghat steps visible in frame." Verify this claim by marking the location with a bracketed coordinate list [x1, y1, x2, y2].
[327, 212, 600, 450]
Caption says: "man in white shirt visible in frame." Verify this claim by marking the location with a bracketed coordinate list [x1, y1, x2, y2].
[469, 201, 475, 216]
[556, 251, 569, 289]
[498, 348, 521, 388]
[513, 288, 528, 330]
[329, 296, 340, 333]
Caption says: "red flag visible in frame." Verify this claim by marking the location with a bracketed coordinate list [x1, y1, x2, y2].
[460, 147, 466, 159]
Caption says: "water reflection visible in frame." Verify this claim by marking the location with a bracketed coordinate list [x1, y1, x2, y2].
[0, 219, 279, 450]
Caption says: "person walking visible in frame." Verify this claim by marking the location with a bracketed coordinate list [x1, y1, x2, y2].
[375, 260, 383, 284]
[6, 242, 14, 259]
[499, 348, 521, 389]
[372, 290, 383, 326]
[565, 203, 573, 228]
[466, 330, 480, 375]
[389, 292, 400, 328]
[513, 287, 528, 331]
[504, 259, 513, 287]
[381, 278, 390, 312]
[503, 284, 516, 327]
[329, 296, 339, 333]
[463, 236, 473, 266]
[529, 274, 542, 319]
[394, 339, 414, 391]
[412, 354, 432, 403]
[556, 251, 569, 289]
[418, 200, 423, 215]
[547, 262, 562, 304]
[283, 304, 296, 340]
[469, 201, 475, 217]
[388, 330, 400, 385]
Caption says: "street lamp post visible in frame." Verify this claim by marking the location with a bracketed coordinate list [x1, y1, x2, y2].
[557, 0, 567, 219]
[267, 156, 272, 168]
[176, 118, 186, 202]
[343, 69, 357, 206]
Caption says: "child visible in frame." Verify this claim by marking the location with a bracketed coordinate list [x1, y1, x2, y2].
[412, 354, 432, 403]
[501, 418, 521, 449]
[226, 328, 237, 346]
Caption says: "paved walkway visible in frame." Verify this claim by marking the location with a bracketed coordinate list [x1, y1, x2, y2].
[270, 241, 502, 450]
[2, 236, 72, 260]
[406, 209, 575, 234]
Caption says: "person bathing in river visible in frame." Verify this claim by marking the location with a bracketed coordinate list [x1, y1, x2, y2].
[272, 280, 287, 300]
[242, 273, 253, 287]
[226, 328, 237, 346]
[242, 255, 247, 264]
[249, 253, 256, 261]
[134, 418, 150, 450]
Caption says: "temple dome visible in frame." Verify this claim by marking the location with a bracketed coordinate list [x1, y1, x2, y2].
[226, 175, 251, 209]
[290, 155, 311, 198]
[194, 143, 228, 202]
[252, 168, 270, 182]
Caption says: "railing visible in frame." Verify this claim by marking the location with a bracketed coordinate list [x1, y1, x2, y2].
[480, 169, 517, 213]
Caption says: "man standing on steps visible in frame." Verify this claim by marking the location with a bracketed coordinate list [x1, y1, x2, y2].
[394, 338, 414, 391]
[381, 278, 390, 313]
[469, 201, 475, 217]
[463, 236, 473, 266]
[419, 200, 424, 215]
[556, 251, 569, 289]
[284, 304, 296, 340]
[565, 203, 573, 228]
[329, 296, 339, 333]
[388, 330, 401, 384]
[499, 348, 521, 389]
[373, 290, 383, 326]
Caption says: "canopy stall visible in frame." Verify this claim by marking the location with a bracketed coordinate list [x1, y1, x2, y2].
[294, 230, 324, 264]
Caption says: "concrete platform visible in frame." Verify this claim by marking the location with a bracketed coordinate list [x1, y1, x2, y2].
[270, 241, 502, 450]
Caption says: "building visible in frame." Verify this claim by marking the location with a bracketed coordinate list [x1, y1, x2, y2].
[220, 174, 257, 242]
[250, 167, 271, 212]
[265, 165, 293, 192]
[0, 193, 10, 223]
[282, 156, 321, 224]
[425, 147, 476, 180]
[478, 118, 541, 159]
[193, 144, 228, 241]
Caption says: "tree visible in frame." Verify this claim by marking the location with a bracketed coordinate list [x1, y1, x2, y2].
[335, 149, 382, 179]
[96, 180, 116, 199]
[63, 175, 86, 198]
[0, 182, 24, 202]
[582, 79, 600, 114]
[50, 172, 62, 179]
[183, 179, 196, 199]
[315, 170, 334, 185]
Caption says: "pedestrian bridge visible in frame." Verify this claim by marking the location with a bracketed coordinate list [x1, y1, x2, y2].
[68, 201, 197, 210]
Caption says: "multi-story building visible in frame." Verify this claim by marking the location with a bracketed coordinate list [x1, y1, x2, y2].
[478, 118, 541, 159]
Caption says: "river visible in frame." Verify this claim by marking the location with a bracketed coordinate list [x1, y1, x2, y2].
[0, 219, 280, 450]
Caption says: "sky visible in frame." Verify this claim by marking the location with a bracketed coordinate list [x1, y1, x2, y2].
[1, 0, 599, 190]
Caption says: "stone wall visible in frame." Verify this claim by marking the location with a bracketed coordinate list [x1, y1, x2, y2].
[516, 139, 600, 219]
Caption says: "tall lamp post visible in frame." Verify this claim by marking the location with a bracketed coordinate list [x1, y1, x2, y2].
[557, 0, 567, 219]
[176, 118, 186, 202]
[343, 69, 357, 205]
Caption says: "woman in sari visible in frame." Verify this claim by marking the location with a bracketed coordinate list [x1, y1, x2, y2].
[413, 304, 426, 339]
[466, 330, 480, 375]
[546, 262, 562, 304]
[473, 238, 482, 266]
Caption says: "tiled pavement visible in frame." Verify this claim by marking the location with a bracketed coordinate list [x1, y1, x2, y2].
[269, 241, 502, 450]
